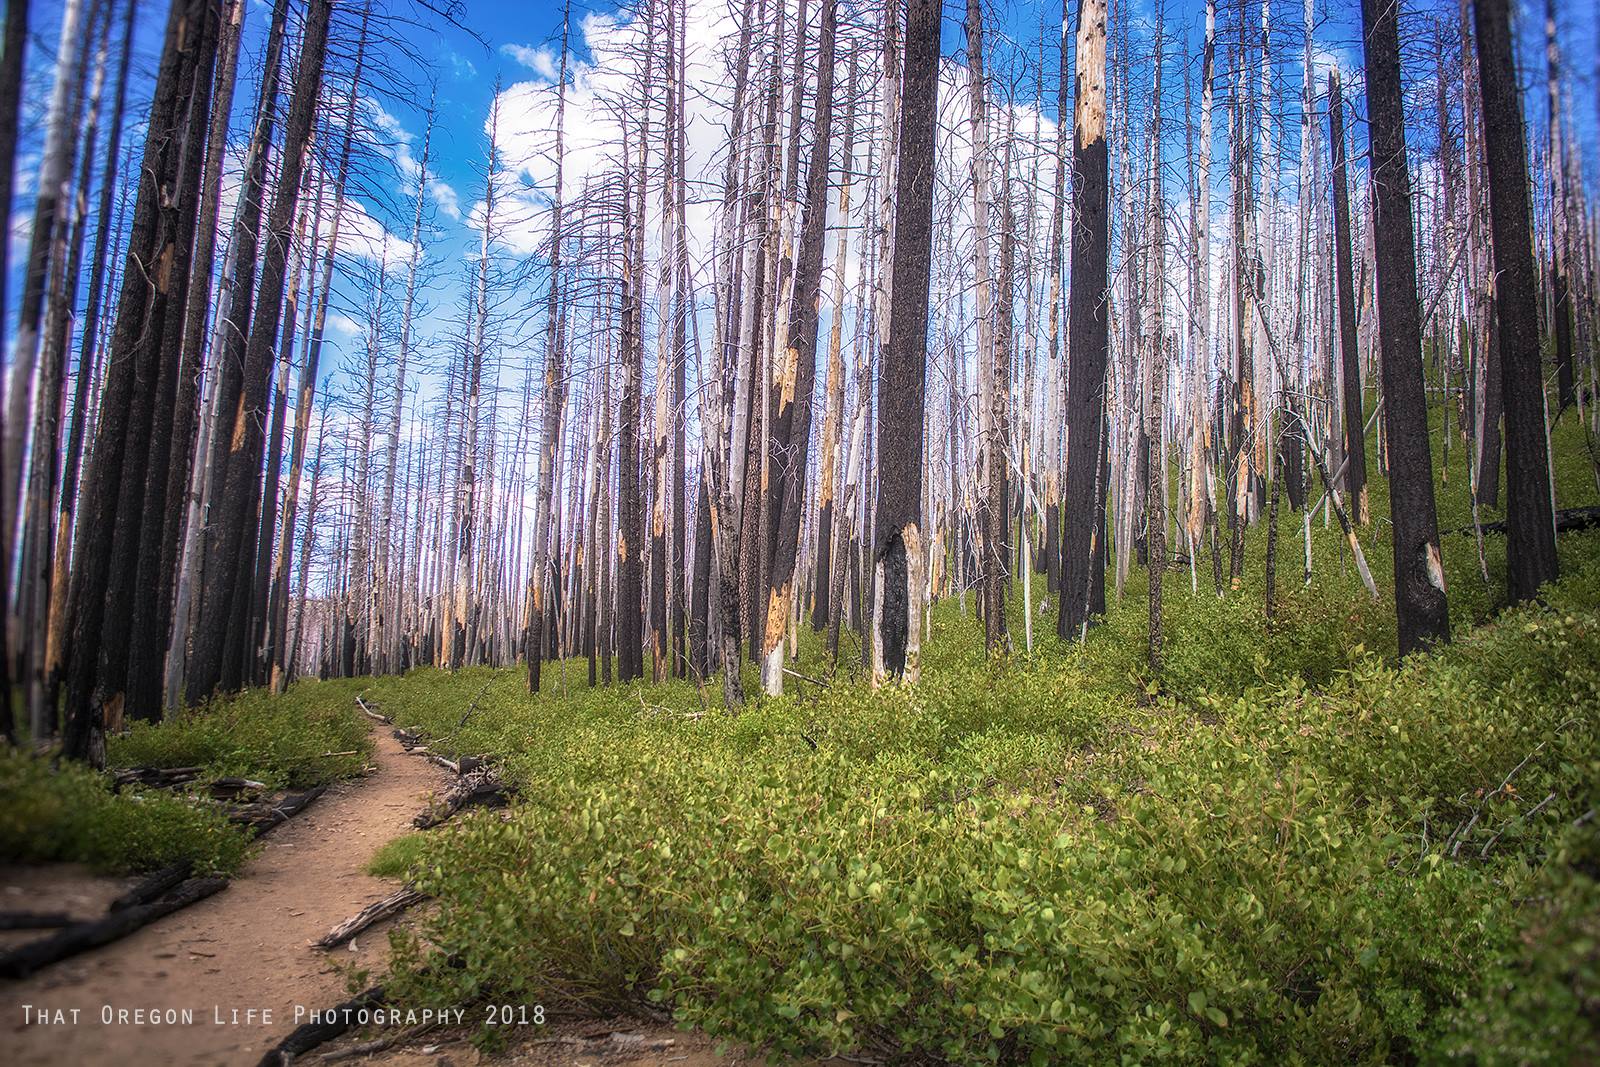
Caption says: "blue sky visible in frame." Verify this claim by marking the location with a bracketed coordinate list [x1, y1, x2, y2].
[6, 0, 1599, 444]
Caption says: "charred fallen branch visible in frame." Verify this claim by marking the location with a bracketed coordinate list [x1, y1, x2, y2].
[1448, 507, 1600, 538]
[256, 985, 387, 1067]
[0, 876, 228, 979]
[228, 783, 329, 838]
[315, 887, 427, 949]
[0, 911, 74, 930]
[110, 766, 203, 792]
[412, 767, 512, 829]
[110, 861, 194, 910]
[111, 769, 266, 800]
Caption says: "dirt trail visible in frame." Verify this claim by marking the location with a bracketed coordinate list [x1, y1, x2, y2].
[1, 726, 450, 1066]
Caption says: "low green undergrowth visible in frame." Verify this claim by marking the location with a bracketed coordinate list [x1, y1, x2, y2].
[108, 679, 371, 790]
[254, 400, 1600, 1060]
[1, 681, 369, 877]
[362, 550, 1600, 1064]
[0, 748, 250, 875]
[367, 832, 428, 879]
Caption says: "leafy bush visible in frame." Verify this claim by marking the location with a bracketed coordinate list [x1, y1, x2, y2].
[369, 573, 1600, 1064]
[367, 832, 428, 879]
[108, 681, 370, 789]
[329, 395, 1600, 1061]
[0, 748, 249, 875]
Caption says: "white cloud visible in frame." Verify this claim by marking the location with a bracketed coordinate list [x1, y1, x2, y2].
[501, 43, 559, 81]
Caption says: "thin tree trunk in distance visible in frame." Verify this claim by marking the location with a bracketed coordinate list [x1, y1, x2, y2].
[1329, 67, 1367, 525]
[528, 6, 570, 696]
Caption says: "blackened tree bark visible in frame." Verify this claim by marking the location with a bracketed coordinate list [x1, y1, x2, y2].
[761, 0, 836, 695]
[1473, 0, 1558, 602]
[1542, 0, 1574, 411]
[689, 476, 712, 678]
[617, 135, 646, 683]
[24, 0, 114, 738]
[811, 51, 856, 636]
[871, 0, 937, 685]
[1360, 0, 1449, 655]
[187, 0, 331, 704]
[47, 0, 139, 718]
[98, 0, 218, 722]
[62, 0, 222, 762]
[4, 0, 87, 577]
[1328, 68, 1367, 525]
[1058, 0, 1110, 641]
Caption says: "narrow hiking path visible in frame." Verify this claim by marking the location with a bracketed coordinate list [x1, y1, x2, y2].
[2, 725, 450, 1066]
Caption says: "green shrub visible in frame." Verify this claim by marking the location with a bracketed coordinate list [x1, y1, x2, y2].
[108, 681, 370, 789]
[369, 581, 1600, 1064]
[367, 832, 428, 879]
[0, 748, 249, 875]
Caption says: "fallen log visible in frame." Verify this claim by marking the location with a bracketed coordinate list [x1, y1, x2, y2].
[110, 860, 193, 911]
[412, 769, 512, 830]
[316, 887, 428, 949]
[355, 695, 391, 724]
[229, 783, 329, 839]
[0, 876, 228, 979]
[1447, 506, 1600, 538]
[392, 727, 422, 749]
[256, 985, 386, 1067]
[111, 766, 203, 792]
[0, 911, 74, 930]
[208, 777, 268, 800]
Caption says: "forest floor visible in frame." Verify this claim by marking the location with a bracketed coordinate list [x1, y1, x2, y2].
[1, 724, 781, 1067]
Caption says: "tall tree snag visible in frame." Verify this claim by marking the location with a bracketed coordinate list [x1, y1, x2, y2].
[871, 0, 937, 686]
[1360, 0, 1450, 655]
[1058, 0, 1110, 641]
[1473, 0, 1558, 602]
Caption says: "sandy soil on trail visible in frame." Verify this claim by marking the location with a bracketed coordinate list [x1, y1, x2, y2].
[1, 726, 451, 1066]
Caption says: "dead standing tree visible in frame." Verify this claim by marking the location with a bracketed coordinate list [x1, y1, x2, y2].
[760, 0, 836, 696]
[1472, 0, 1558, 604]
[871, 0, 937, 686]
[1058, 0, 1110, 642]
[187, 0, 334, 703]
[1359, 0, 1449, 655]
[62, 0, 225, 762]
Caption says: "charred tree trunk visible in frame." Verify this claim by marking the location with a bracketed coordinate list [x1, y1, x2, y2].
[187, 0, 331, 704]
[527, 7, 570, 696]
[871, 0, 937, 685]
[760, 0, 835, 695]
[61, 0, 222, 762]
[1058, 0, 1110, 641]
[1329, 68, 1367, 525]
[1473, 0, 1558, 602]
[1360, 0, 1450, 655]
